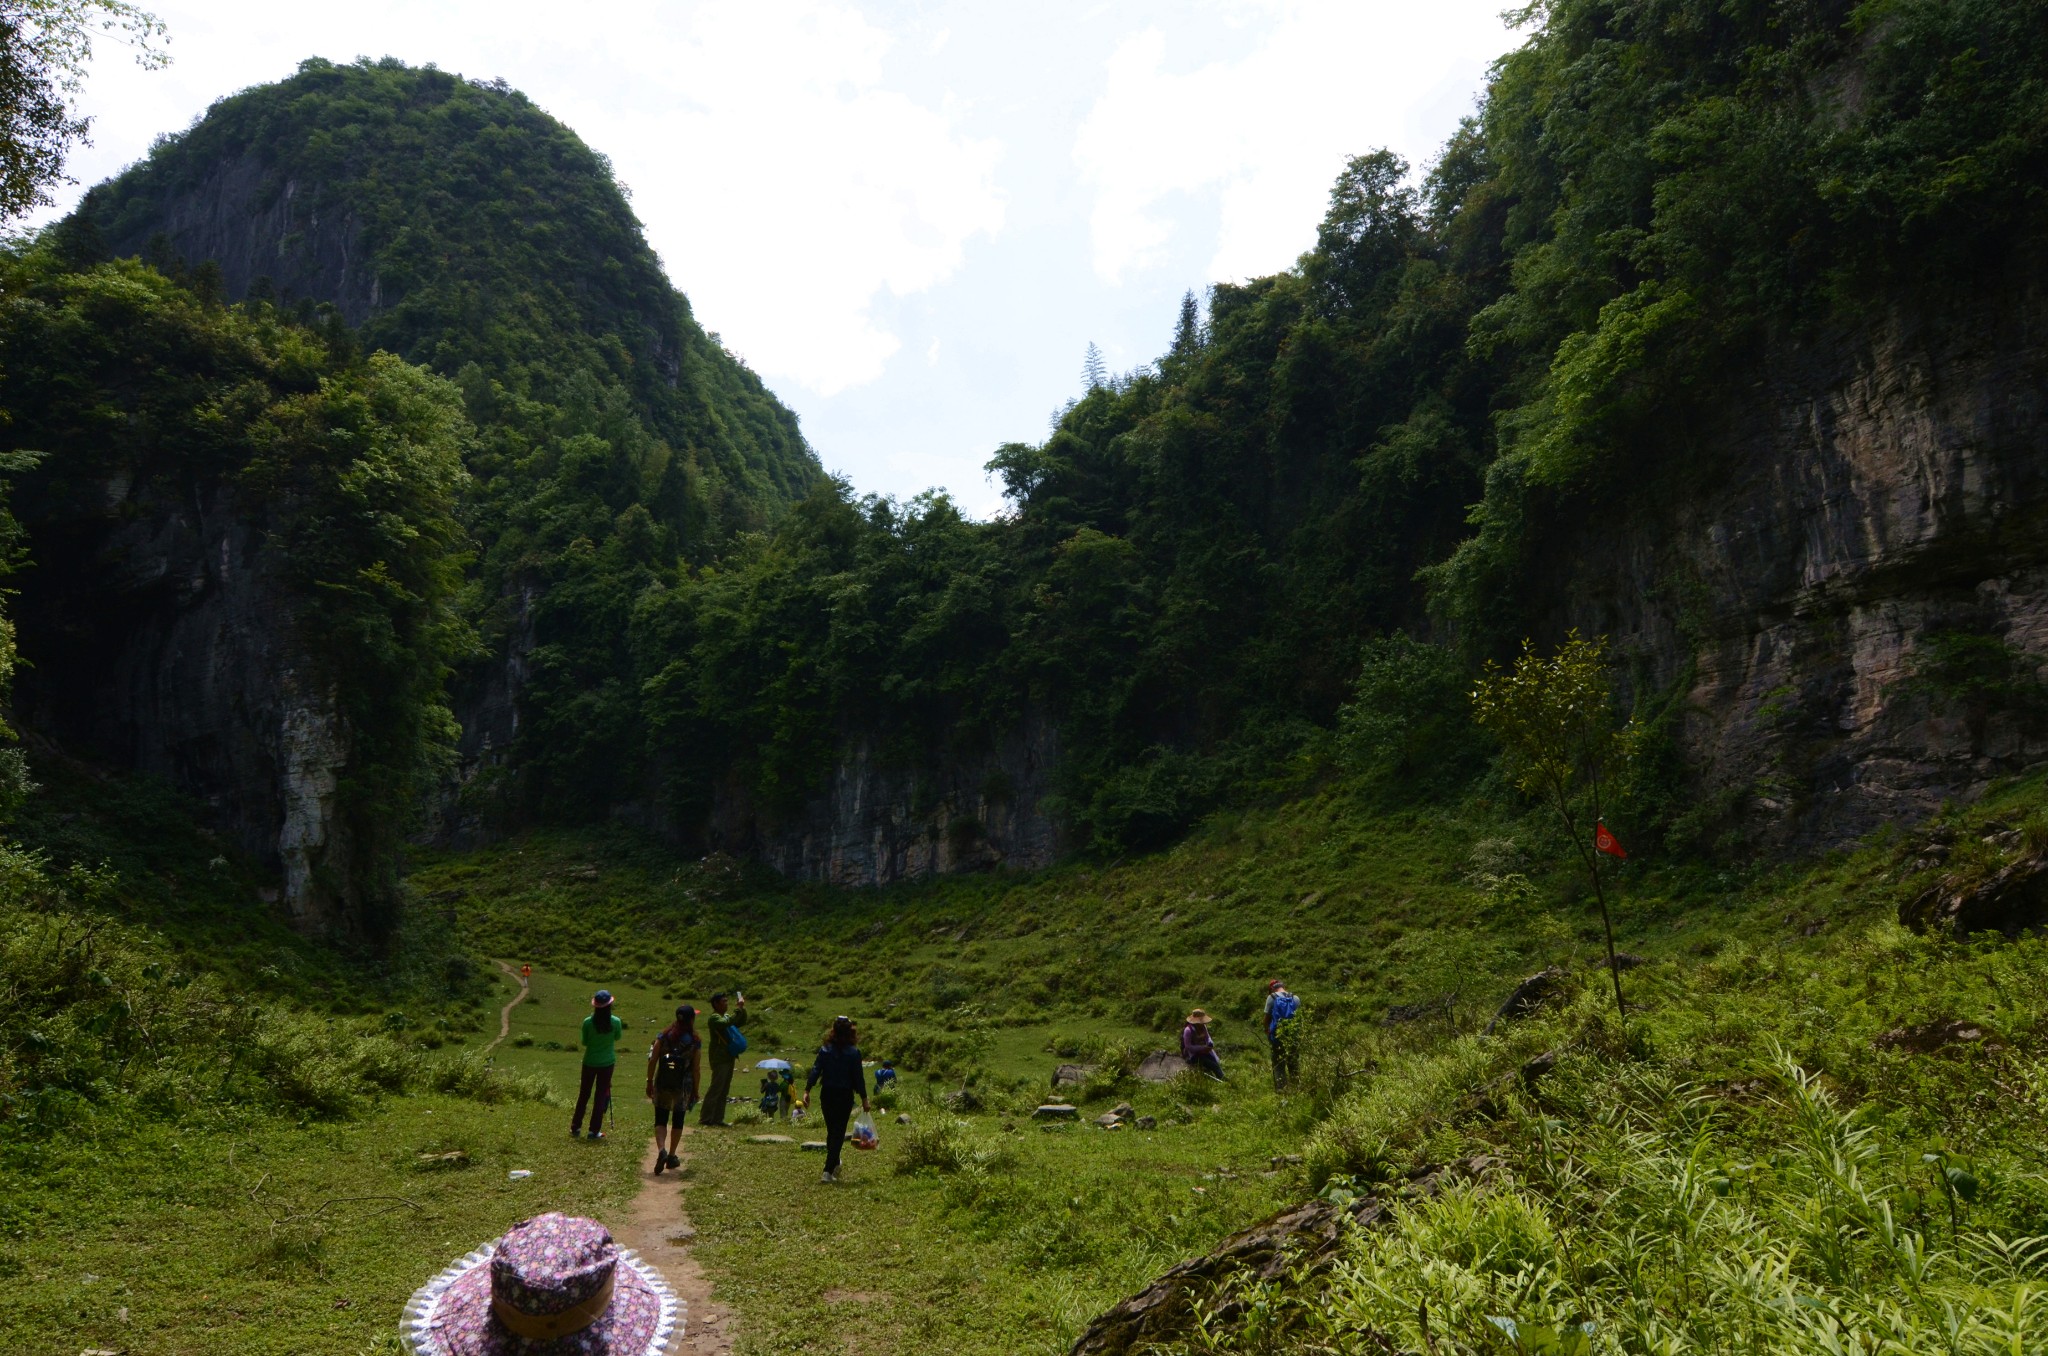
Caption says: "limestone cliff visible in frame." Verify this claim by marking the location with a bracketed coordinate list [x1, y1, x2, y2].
[12, 473, 356, 931]
[1553, 258, 2048, 847]
[706, 712, 1065, 886]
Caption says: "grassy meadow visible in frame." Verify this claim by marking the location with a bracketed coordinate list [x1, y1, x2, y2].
[6, 765, 2048, 1353]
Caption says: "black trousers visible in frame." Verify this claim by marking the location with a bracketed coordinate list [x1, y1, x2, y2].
[573, 1064, 614, 1134]
[820, 1088, 855, 1173]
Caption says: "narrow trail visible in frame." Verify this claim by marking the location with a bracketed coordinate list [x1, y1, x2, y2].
[484, 959, 530, 1055]
[618, 1127, 735, 1355]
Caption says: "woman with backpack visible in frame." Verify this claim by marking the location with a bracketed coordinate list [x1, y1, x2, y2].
[799, 1016, 869, 1184]
[645, 1004, 701, 1175]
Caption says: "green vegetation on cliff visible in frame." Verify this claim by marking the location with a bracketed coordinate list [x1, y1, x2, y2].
[75, 57, 823, 823]
[630, 0, 2048, 853]
[0, 244, 472, 923]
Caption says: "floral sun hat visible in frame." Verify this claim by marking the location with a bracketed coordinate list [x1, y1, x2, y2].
[402, 1212, 680, 1356]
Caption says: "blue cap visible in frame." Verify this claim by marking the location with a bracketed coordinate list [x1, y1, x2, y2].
[593, 989, 613, 1006]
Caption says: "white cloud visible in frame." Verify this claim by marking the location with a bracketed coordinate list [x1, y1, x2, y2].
[31, 0, 1520, 510]
[569, 3, 1006, 397]
[1074, 0, 1510, 284]
[30, 0, 1004, 400]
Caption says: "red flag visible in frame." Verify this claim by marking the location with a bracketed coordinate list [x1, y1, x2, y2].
[1594, 821, 1628, 859]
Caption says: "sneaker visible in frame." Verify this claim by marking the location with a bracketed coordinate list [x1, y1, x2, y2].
[820, 1170, 836, 1184]
[588, 1130, 604, 1141]
[570, 1128, 581, 1139]
[665, 1152, 681, 1169]
[653, 1152, 665, 1176]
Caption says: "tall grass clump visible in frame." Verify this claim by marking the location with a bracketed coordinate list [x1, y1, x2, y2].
[0, 840, 542, 1133]
[1176, 1050, 2048, 1354]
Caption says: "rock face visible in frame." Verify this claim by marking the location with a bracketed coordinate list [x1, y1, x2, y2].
[13, 474, 354, 931]
[1548, 258, 2048, 846]
[108, 149, 382, 326]
[707, 708, 1064, 886]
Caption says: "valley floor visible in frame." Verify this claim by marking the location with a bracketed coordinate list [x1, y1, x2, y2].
[7, 779, 2048, 1353]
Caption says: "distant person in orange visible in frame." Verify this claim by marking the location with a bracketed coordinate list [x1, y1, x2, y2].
[520, 963, 531, 980]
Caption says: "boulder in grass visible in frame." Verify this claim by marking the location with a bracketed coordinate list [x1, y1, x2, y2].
[1136, 1115, 1157, 1130]
[1053, 1063, 1098, 1088]
[1112, 1102, 1136, 1120]
[1095, 1113, 1123, 1129]
[1134, 1051, 1186, 1083]
[1034, 1103, 1080, 1120]
[747, 1134, 795, 1144]
[1484, 966, 1568, 1035]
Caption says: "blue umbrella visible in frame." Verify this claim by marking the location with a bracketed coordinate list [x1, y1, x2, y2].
[754, 1058, 793, 1071]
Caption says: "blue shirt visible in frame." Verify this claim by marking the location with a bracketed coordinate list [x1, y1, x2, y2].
[805, 1043, 867, 1096]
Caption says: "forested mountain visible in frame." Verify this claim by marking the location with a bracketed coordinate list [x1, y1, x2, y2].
[2, 59, 827, 922]
[64, 58, 822, 829]
[11, 0, 2048, 931]
[639, 0, 2048, 863]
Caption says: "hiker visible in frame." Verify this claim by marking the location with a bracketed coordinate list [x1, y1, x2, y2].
[799, 1015, 870, 1184]
[697, 990, 747, 1126]
[645, 1004, 700, 1175]
[1180, 1008, 1224, 1079]
[401, 1211, 675, 1356]
[573, 989, 625, 1140]
[1264, 979, 1302, 1090]
[873, 1059, 898, 1093]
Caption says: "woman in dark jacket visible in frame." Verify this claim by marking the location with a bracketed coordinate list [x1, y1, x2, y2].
[800, 1015, 869, 1183]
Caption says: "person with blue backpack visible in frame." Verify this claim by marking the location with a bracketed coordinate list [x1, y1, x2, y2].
[1263, 979, 1302, 1090]
[698, 990, 748, 1126]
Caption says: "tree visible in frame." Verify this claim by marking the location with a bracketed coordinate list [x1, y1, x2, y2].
[0, 0, 165, 220]
[1471, 631, 1636, 1014]
[1170, 290, 1201, 358]
[1081, 341, 1107, 391]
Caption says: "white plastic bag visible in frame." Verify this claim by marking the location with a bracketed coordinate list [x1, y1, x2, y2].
[850, 1111, 879, 1150]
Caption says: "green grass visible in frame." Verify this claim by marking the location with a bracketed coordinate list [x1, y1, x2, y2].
[8, 761, 2048, 1354]
[683, 1080, 1299, 1356]
[0, 1095, 639, 1355]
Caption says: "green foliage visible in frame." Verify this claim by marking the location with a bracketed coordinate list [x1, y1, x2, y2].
[1337, 634, 1485, 800]
[0, 246, 472, 922]
[0, 833, 544, 1134]
[592, 0, 2048, 853]
[1474, 631, 1636, 1008]
[76, 57, 822, 821]
[0, 0, 164, 219]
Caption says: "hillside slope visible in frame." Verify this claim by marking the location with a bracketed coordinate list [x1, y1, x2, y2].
[570, 0, 2048, 883]
[35, 59, 828, 870]
[79, 57, 815, 517]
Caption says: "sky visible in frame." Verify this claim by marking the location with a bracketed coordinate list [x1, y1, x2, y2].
[30, 0, 1526, 517]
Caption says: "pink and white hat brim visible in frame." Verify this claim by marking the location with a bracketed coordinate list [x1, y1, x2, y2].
[401, 1240, 680, 1356]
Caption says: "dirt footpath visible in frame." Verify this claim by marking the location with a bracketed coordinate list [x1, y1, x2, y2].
[617, 1129, 735, 1355]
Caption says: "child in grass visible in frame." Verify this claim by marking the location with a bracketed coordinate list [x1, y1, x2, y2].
[646, 1004, 700, 1174]
[572, 989, 624, 1139]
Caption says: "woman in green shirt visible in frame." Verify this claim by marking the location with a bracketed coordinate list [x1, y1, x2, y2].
[572, 989, 625, 1140]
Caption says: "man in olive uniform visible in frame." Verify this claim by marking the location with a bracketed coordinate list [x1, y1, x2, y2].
[698, 991, 747, 1126]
